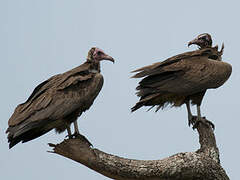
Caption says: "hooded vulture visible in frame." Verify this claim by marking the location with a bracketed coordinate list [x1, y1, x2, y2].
[6, 47, 114, 148]
[131, 33, 232, 127]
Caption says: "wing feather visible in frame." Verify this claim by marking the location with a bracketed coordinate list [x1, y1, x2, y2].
[8, 62, 98, 126]
[7, 70, 104, 148]
[134, 46, 231, 97]
[131, 46, 219, 78]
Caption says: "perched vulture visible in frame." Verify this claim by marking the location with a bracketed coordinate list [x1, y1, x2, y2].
[6, 47, 114, 148]
[131, 33, 232, 127]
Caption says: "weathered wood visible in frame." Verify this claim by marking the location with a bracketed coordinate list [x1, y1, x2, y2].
[49, 118, 229, 180]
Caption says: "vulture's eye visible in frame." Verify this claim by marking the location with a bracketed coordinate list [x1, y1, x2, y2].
[97, 51, 102, 55]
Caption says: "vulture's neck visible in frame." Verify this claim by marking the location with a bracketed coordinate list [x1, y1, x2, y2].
[199, 46, 211, 50]
[86, 59, 101, 73]
[202, 45, 223, 61]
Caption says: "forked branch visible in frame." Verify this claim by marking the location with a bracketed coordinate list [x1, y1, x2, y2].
[49, 119, 229, 180]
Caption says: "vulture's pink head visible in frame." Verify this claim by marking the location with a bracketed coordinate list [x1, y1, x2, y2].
[188, 33, 212, 49]
[88, 47, 114, 63]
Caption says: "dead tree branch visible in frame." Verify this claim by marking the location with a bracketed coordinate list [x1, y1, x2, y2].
[49, 118, 229, 180]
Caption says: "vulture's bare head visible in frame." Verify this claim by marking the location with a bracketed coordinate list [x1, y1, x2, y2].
[188, 33, 212, 49]
[87, 47, 115, 63]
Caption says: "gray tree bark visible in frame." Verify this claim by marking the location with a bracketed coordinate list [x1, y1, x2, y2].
[49, 118, 229, 180]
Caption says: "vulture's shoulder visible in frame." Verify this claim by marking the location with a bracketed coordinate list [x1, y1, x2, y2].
[56, 62, 101, 90]
[132, 46, 221, 78]
[22, 62, 91, 103]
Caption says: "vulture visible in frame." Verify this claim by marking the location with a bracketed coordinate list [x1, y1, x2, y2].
[6, 47, 114, 148]
[131, 33, 232, 127]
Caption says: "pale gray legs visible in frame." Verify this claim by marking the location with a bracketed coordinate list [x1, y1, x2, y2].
[185, 101, 203, 126]
[185, 101, 194, 126]
[73, 120, 80, 135]
[66, 121, 80, 137]
[66, 125, 72, 136]
[197, 105, 202, 122]
[185, 101, 214, 129]
[195, 104, 215, 129]
[66, 119, 92, 146]
[72, 120, 92, 146]
[65, 121, 80, 137]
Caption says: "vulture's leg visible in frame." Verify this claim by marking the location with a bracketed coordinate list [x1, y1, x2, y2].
[190, 91, 214, 129]
[197, 105, 202, 121]
[73, 120, 80, 135]
[193, 105, 215, 130]
[192, 105, 203, 128]
[72, 120, 93, 146]
[65, 125, 72, 138]
[185, 101, 194, 126]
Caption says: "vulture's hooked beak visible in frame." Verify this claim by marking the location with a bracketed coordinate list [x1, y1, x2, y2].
[188, 38, 200, 47]
[102, 55, 115, 63]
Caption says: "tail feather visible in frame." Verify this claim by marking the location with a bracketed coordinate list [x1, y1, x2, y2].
[131, 102, 144, 112]
[7, 119, 52, 148]
[131, 94, 161, 112]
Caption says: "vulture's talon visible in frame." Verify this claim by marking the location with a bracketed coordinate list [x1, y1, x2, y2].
[65, 134, 74, 139]
[188, 115, 197, 127]
[192, 118, 215, 130]
[66, 133, 93, 146]
[192, 120, 200, 129]
[205, 119, 215, 130]
[74, 133, 93, 147]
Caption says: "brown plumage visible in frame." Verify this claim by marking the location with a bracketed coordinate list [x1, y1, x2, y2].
[131, 33, 232, 127]
[6, 47, 114, 148]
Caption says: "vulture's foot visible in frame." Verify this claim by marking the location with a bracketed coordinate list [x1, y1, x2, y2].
[65, 133, 92, 147]
[192, 117, 215, 130]
[65, 132, 81, 139]
[68, 133, 93, 147]
[188, 115, 197, 127]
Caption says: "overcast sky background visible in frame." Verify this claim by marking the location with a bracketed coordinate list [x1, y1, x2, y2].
[1, 0, 239, 179]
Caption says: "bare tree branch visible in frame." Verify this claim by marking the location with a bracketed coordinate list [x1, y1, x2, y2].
[49, 119, 229, 180]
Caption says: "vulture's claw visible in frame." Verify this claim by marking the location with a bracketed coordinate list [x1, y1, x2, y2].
[65, 133, 93, 147]
[73, 133, 93, 147]
[66, 132, 93, 146]
[188, 115, 197, 127]
[192, 117, 215, 130]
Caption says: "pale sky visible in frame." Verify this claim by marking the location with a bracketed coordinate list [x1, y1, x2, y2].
[1, 1, 239, 179]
